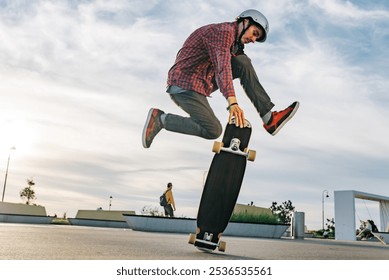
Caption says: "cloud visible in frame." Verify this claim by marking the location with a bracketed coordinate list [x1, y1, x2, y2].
[310, 0, 389, 22]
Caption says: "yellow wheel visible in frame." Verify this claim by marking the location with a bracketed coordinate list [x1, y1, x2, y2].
[247, 150, 256, 161]
[212, 141, 223, 153]
[188, 233, 196, 244]
[218, 241, 226, 252]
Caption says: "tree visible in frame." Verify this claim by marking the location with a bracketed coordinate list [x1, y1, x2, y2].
[270, 200, 295, 224]
[20, 178, 36, 205]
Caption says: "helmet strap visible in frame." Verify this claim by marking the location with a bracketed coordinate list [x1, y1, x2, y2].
[237, 19, 251, 43]
[233, 19, 253, 55]
[232, 20, 250, 55]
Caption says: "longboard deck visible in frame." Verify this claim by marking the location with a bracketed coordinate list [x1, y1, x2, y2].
[193, 119, 253, 251]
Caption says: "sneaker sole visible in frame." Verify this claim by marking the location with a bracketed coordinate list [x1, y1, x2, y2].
[272, 101, 300, 136]
[142, 108, 156, 148]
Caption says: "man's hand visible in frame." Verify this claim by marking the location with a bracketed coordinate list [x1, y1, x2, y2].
[228, 96, 245, 128]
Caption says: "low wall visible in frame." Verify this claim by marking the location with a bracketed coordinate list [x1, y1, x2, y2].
[0, 202, 52, 224]
[68, 218, 129, 228]
[0, 202, 48, 216]
[74, 210, 135, 222]
[123, 214, 289, 239]
[0, 214, 53, 224]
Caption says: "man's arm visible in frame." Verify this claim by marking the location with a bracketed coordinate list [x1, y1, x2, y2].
[227, 96, 245, 128]
[204, 26, 245, 127]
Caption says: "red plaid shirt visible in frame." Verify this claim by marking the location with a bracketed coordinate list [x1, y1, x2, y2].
[167, 22, 239, 99]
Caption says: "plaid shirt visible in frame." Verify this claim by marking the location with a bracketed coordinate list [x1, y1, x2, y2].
[167, 22, 240, 99]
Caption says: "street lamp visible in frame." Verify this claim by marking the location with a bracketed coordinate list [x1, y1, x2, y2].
[322, 190, 329, 230]
[109, 196, 113, 210]
[2, 146, 16, 202]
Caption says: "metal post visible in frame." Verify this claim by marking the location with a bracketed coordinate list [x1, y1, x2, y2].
[2, 147, 16, 202]
[292, 212, 305, 239]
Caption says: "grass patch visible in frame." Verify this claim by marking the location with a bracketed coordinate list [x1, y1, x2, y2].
[230, 212, 284, 225]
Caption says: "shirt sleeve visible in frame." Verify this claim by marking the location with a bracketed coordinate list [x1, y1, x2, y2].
[202, 26, 236, 99]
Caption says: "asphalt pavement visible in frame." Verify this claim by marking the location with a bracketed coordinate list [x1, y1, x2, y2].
[0, 222, 388, 260]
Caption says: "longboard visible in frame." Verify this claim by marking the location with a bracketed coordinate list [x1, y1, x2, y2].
[189, 118, 255, 252]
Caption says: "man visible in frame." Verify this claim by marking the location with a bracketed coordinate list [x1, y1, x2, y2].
[142, 9, 299, 148]
[163, 182, 176, 217]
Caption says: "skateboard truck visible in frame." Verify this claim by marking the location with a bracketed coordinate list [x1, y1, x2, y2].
[231, 138, 240, 151]
[212, 138, 256, 161]
[188, 232, 226, 252]
[204, 232, 213, 241]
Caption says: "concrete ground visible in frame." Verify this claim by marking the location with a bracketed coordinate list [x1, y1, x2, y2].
[0, 222, 388, 260]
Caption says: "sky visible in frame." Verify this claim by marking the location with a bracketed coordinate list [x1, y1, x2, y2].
[1, 0, 389, 230]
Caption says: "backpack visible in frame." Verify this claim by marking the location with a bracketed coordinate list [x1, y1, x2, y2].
[159, 193, 168, 206]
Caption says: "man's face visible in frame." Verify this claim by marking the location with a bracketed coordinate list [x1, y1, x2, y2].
[241, 24, 263, 44]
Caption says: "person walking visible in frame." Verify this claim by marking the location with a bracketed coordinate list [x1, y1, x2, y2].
[163, 182, 176, 217]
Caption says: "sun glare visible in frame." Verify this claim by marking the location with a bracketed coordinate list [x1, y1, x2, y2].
[0, 118, 39, 158]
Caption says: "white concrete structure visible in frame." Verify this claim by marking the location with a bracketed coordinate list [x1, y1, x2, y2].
[334, 190, 389, 241]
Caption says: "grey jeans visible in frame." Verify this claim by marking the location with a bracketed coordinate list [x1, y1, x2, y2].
[164, 204, 174, 217]
[164, 54, 274, 139]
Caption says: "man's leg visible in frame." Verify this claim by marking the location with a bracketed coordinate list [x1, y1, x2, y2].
[142, 90, 222, 148]
[165, 90, 222, 139]
[167, 204, 174, 217]
[231, 54, 275, 117]
[231, 55, 299, 136]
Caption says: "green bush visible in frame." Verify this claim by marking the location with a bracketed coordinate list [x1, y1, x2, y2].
[230, 212, 285, 225]
[51, 218, 70, 225]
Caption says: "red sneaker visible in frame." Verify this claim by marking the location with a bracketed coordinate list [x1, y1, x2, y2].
[263, 102, 299, 135]
[142, 108, 164, 148]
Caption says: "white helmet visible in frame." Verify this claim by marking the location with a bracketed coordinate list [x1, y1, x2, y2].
[236, 9, 269, 42]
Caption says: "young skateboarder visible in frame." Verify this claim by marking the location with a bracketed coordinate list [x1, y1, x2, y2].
[142, 9, 299, 148]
